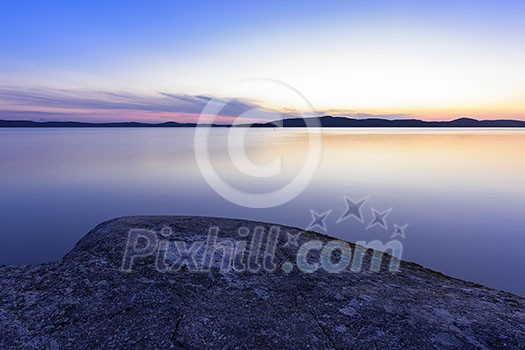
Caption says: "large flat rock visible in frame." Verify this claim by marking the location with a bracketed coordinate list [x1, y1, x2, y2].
[1, 216, 524, 349]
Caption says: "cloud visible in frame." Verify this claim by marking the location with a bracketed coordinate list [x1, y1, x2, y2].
[318, 109, 412, 120]
[0, 109, 70, 121]
[0, 86, 416, 123]
[0, 86, 286, 123]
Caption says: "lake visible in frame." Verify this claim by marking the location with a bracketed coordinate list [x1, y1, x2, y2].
[1, 127, 524, 296]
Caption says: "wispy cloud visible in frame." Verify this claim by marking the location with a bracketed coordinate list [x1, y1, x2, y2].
[0, 86, 417, 123]
[0, 86, 288, 123]
[318, 109, 412, 120]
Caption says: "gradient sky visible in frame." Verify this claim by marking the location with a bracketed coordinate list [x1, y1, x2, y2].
[1, 0, 525, 122]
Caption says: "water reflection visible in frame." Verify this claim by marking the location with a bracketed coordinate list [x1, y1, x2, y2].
[0, 128, 524, 295]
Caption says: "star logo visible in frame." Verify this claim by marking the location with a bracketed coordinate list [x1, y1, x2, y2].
[282, 232, 302, 248]
[306, 209, 332, 232]
[337, 195, 369, 223]
[391, 224, 408, 239]
[366, 208, 392, 230]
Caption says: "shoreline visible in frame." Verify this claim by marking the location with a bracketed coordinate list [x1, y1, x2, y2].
[2, 116, 525, 128]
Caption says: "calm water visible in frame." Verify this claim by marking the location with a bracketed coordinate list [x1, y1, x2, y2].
[1, 128, 524, 295]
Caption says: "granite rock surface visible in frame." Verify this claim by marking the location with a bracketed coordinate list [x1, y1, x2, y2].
[1, 216, 524, 349]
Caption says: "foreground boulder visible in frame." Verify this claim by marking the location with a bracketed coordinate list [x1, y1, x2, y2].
[1, 216, 524, 349]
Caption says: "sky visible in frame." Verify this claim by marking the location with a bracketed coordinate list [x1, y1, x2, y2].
[0, 0, 524, 123]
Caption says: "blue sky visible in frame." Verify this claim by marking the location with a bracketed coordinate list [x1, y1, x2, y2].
[1, 0, 525, 122]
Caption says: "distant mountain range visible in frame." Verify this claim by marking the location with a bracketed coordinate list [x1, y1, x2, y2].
[0, 120, 219, 128]
[1, 116, 525, 128]
[250, 116, 525, 128]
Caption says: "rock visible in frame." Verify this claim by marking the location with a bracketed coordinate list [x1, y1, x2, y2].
[0, 216, 523, 349]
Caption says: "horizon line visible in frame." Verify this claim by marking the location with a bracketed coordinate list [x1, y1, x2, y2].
[2, 115, 525, 128]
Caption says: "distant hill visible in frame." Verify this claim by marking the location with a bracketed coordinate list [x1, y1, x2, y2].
[248, 116, 525, 128]
[0, 120, 226, 128]
[1, 116, 525, 128]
